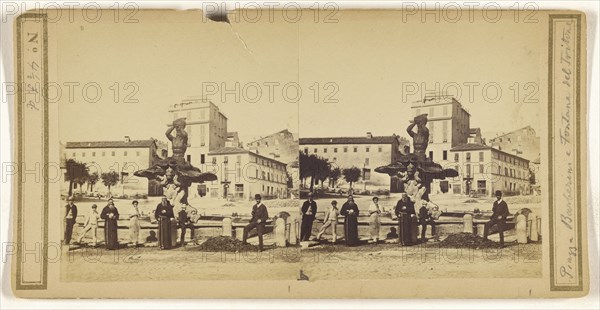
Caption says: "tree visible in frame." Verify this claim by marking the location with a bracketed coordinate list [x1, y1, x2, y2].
[328, 167, 341, 188]
[64, 159, 88, 197]
[299, 152, 331, 192]
[101, 171, 120, 195]
[87, 172, 99, 192]
[76, 171, 89, 194]
[342, 167, 362, 189]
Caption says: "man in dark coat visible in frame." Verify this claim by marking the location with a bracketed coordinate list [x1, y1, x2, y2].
[395, 193, 416, 216]
[300, 192, 317, 241]
[340, 195, 360, 246]
[64, 196, 78, 245]
[154, 196, 175, 221]
[243, 194, 269, 251]
[484, 190, 510, 246]
[177, 204, 195, 246]
[100, 198, 119, 250]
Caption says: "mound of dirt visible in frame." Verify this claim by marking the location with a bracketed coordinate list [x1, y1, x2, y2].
[197, 236, 260, 252]
[436, 233, 503, 249]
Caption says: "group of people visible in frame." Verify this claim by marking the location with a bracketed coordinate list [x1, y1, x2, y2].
[63, 195, 197, 250]
[298, 193, 442, 246]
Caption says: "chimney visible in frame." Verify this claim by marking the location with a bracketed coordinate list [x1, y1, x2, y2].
[124, 136, 131, 142]
[366, 132, 373, 139]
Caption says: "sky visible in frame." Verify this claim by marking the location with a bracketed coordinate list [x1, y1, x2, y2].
[55, 10, 545, 144]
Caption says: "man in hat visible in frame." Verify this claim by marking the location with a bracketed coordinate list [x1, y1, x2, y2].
[177, 204, 195, 246]
[243, 194, 269, 251]
[64, 196, 78, 245]
[77, 204, 99, 246]
[484, 190, 510, 246]
[300, 192, 317, 241]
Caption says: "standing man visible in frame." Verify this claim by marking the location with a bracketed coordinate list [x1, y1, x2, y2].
[178, 204, 195, 246]
[243, 194, 269, 251]
[395, 193, 417, 245]
[483, 190, 510, 246]
[64, 196, 78, 245]
[129, 200, 142, 247]
[316, 200, 339, 243]
[100, 198, 120, 250]
[300, 192, 317, 241]
[76, 204, 99, 246]
[368, 197, 383, 244]
[155, 195, 175, 249]
[340, 195, 360, 246]
[395, 193, 416, 216]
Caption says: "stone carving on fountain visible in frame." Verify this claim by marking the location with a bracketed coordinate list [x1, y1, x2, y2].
[375, 114, 458, 204]
[134, 117, 217, 208]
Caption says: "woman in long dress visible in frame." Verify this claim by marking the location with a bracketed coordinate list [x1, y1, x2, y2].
[368, 197, 382, 244]
[129, 200, 141, 246]
[100, 199, 120, 250]
[340, 195, 360, 246]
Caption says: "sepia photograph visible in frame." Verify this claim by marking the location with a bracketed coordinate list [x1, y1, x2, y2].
[3, 4, 594, 301]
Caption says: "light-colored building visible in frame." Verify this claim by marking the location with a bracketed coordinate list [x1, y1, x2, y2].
[168, 98, 228, 167]
[63, 138, 161, 196]
[489, 125, 540, 162]
[205, 147, 289, 200]
[246, 129, 299, 189]
[225, 131, 242, 148]
[299, 133, 406, 192]
[449, 143, 531, 196]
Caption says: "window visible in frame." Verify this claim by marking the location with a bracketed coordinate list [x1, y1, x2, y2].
[72, 152, 76, 157]
[136, 151, 140, 156]
[466, 164, 471, 177]
[443, 150, 448, 160]
[454, 153, 459, 162]
[187, 155, 191, 162]
[466, 152, 471, 162]
[378, 147, 382, 152]
[314, 148, 318, 153]
[82, 152, 85, 157]
[212, 157, 217, 164]
[353, 147, 358, 152]
[102, 152, 105, 157]
[201, 154, 205, 164]
[505, 167, 509, 176]
[92, 152, 96, 157]
[366, 147, 370, 153]
[111, 151, 115, 156]
[429, 151, 434, 160]
[365, 158, 370, 166]
[479, 152, 484, 162]
[344, 147, 348, 153]
[429, 122, 435, 143]
[479, 164, 484, 174]
[334, 148, 338, 153]
[324, 148, 327, 153]
[224, 156, 228, 163]
[304, 148, 308, 154]
[124, 151, 128, 156]
[363, 168, 371, 181]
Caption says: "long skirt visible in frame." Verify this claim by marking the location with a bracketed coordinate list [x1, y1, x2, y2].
[344, 214, 359, 246]
[369, 213, 381, 240]
[104, 219, 119, 250]
[129, 217, 141, 245]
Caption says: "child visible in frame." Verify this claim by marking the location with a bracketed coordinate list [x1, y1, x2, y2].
[316, 200, 340, 243]
[77, 204, 100, 246]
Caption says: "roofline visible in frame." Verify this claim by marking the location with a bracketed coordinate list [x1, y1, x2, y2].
[208, 149, 288, 165]
[490, 125, 536, 139]
[299, 136, 399, 145]
[246, 129, 292, 144]
[65, 140, 157, 149]
[451, 145, 530, 162]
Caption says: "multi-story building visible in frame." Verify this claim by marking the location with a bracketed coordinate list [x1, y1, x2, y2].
[205, 147, 289, 200]
[449, 143, 531, 196]
[411, 96, 471, 193]
[299, 133, 406, 192]
[62, 138, 162, 196]
[168, 98, 228, 167]
[225, 131, 242, 148]
[488, 126, 540, 162]
[246, 129, 299, 189]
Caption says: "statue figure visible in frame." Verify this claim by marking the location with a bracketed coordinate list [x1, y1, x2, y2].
[166, 118, 188, 160]
[134, 117, 217, 210]
[406, 114, 429, 157]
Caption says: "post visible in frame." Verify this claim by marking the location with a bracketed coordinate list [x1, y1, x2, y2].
[516, 214, 527, 244]
[222, 218, 232, 237]
[463, 214, 473, 234]
[275, 218, 286, 247]
[288, 214, 298, 245]
[529, 212, 539, 242]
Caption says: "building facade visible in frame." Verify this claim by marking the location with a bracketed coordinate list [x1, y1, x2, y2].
[449, 143, 531, 196]
[168, 98, 228, 167]
[63, 139, 161, 197]
[205, 147, 289, 200]
[299, 133, 405, 192]
[488, 126, 540, 162]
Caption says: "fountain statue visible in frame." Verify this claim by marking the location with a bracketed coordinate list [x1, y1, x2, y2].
[375, 114, 458, 204]
[134, 118, 217, 208]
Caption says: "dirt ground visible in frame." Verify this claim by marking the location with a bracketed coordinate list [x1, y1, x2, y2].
[61, 239, 542, 282]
